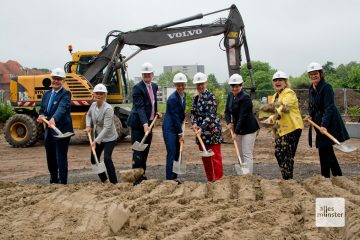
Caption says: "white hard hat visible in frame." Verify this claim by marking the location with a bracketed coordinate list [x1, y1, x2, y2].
[193, 72, 207, 84]
[93, 83, 108, 93]
[51, 67, 66, 78]
[141, 62, 154, 73]
[272, 71, 288, 80]
[228, 73, 244, 85]
[173, 73, 188, 83]
[307, 62, 323, 73]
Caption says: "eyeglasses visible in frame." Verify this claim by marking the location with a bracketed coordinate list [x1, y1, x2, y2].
[51, 77, 64, 81]
[231, 84, 242, 88]
[272, 79, 284, 82]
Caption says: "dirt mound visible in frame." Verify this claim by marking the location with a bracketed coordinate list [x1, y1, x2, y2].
[0, 175, 359, 239]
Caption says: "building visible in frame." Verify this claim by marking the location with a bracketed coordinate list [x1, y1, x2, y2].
[163, 65, 205, 78]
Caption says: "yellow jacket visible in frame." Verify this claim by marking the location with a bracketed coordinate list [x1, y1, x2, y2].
[270, 88, 304, 137]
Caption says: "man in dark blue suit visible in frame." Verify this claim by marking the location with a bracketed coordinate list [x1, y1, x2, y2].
[37, 67, 73, 184]
[127, 62, 161, 184]
[162, 73, 187, 182]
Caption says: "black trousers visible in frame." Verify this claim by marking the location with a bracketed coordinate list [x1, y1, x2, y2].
[274, 129, 302, 180]
[91, 140, 118, 183]
[318, 145, 342, 178]
[131, 127, 153, 175]
[45, 133, 70, 184]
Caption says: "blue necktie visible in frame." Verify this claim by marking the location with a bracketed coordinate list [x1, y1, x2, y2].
[47, 91, 56, 112]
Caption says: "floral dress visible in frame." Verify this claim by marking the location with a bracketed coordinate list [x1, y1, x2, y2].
[191, 89, 223, 145]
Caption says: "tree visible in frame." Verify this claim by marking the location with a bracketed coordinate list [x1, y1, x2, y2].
[240, 61, 276, 91]
[323, 61, 335, 75]
[207, 73, 220, 91]
[157, 71, 175, 87]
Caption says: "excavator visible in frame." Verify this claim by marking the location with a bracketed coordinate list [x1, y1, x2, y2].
[4, 4, 255, 147]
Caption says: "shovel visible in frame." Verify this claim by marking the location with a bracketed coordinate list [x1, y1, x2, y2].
[41, 118, 75, 138]
[132, 115, 158, 151]
[307, 119, 357, 153]
[173, 121, 186, 174]
[87, 132, 107, 174]
[193, 128, 214, 157]
[230, 128, 250, 175]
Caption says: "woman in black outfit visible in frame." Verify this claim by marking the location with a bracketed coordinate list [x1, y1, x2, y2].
[306, 62, 350, 178]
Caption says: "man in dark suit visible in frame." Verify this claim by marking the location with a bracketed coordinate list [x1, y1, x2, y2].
[127, 62, 161, 184]
[37, 67, 73, 184]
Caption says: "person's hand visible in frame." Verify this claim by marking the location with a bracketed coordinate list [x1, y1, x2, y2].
[320, 126, 327, 134]
[156, 112, 162, 118]
[179, 134, 184, 143]
[226, 123, 233, 129]
[48, 118, 56, 128]
[232, 134, 238, 141]
[84, 127, 92, 133]
[144, 124, 150, 134]
[303, 115, 312, 121]
[261, 116, 273, 125]
[37, 115, 45, 123]
[192, 124, 198, 132]
[91, 141, 96, 149]
[196, 128, 202, 135]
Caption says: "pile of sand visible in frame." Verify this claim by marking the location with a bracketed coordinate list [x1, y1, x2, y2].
[0, 175, 359, 239]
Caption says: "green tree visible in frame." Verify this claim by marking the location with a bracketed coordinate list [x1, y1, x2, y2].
[323, 61, 335, 75]
[207, 73, 220, 91]
[158, 71, 175, 87]
[240, 61, 276, 91]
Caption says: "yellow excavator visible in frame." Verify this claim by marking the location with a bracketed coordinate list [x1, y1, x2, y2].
[4, 4, 255, 147]
[4, 48, 129, 147]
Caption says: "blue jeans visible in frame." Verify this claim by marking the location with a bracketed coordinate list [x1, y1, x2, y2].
[163, 131, 180, 180]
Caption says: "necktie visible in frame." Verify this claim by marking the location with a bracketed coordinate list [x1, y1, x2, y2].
[47, 91, 56, 113]
[147, 84, 155, 120]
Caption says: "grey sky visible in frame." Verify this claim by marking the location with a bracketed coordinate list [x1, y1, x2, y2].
[1, 0, 359, 83]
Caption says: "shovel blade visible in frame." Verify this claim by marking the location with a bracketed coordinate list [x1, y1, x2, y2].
[92, 161, 107, 174]
[234, 163, 250, 175]
[54, 132, 75, 138]
[200, 149, 214, 157]
[334, 143, 357, 153]
[132, 141, 148, 151]
[173, 154, 186, 174]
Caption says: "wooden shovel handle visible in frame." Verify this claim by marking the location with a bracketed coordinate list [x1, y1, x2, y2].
[145, 115, 158, 136]
[41, 117, 62, 134]
[193, 128, 207, 152]
[179, 121, 186, 152]
[87, 132, 100, 163]
[230, 128, 241, 158]
[307, 119, 340, 145]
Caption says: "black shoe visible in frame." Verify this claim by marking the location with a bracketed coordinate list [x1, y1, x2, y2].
[173, 179, 183, 185]
[133, 175, 147, 186]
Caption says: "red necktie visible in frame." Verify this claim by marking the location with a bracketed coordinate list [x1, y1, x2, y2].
[147, 84, 155, 120]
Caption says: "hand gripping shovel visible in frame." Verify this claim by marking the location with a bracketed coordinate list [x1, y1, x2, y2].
[193, 128, 214, 157]
[132, 115, 158, 151]
[42, 118, 74, 138]
[173, 122, 186, 174]
[307, 119, 357, 153]
[230, 128, 250, 175]
[87, 132, 107, 174]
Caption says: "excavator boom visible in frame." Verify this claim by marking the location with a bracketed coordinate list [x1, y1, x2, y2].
[83, 4, 255, 95]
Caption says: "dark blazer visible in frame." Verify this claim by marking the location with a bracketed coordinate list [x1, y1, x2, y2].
[224, 89, 259, 135]
[162, 91, 186, 134]
[39, 88, 73, 138]
[308, 79, 349, 148]
[127, 81, 158, 129]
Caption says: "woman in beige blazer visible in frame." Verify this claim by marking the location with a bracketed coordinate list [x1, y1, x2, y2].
[85, 84, 118, 184]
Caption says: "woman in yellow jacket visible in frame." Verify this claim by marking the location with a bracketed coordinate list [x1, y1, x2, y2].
[262, 71, 304, 179]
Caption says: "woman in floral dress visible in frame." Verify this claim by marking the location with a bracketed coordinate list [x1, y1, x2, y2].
[191, 72, 223, 181]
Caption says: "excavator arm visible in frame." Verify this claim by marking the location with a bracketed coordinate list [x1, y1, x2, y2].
[83, 4, 255, 96]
